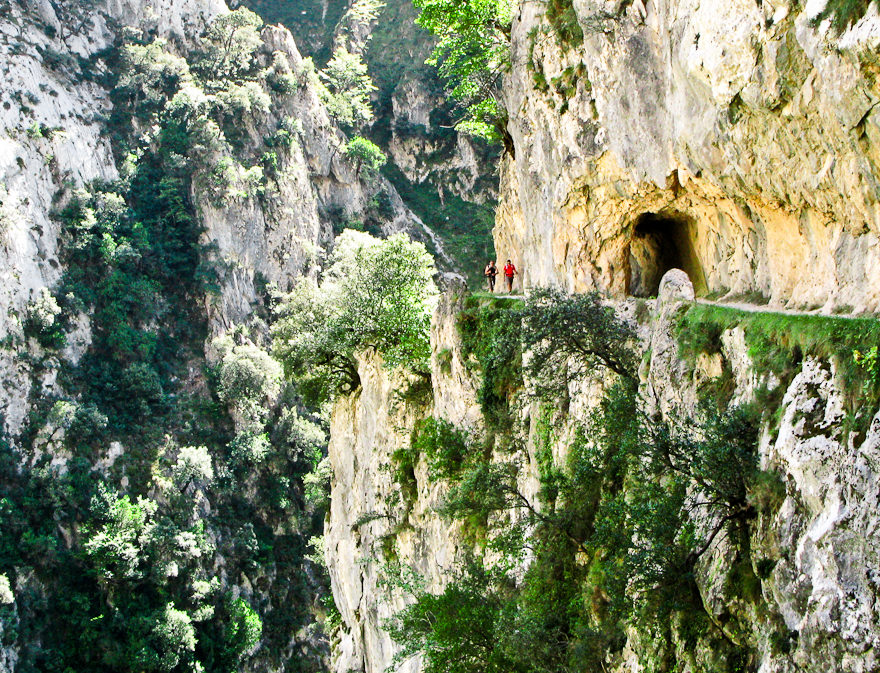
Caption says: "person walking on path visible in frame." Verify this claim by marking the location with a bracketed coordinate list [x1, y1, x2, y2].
[484, 260, 498, 292]
[503, 259, 518, 293]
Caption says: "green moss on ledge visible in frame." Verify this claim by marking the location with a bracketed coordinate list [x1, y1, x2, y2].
[676, 304, 880, 438]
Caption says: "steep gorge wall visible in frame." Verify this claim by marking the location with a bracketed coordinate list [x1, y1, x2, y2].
[326, 275, 880, 673]
[494, 0, 880, 311]
[0, 0, 222, 433]
[0, 0, 420, 434]
[0, 1, 421, 669]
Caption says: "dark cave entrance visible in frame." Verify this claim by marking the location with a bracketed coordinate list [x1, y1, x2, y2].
[627, 212, 706, 297]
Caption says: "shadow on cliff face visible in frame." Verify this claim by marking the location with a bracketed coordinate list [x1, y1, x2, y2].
[628, 211, 707, 297]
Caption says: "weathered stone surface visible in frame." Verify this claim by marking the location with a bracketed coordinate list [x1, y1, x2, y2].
[0, 0, 223, 435]
[495, 0, 880, 311]
[326, 288, 484, 673]
[327, 285, 880, 673]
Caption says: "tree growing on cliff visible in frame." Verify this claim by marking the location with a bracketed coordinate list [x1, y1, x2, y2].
[318, 46, 376, 130]
[197, 8, 264, 82]
[272, 231, 437, 405]
[413, 0, 512, 143]
[344, 136, 387, 177]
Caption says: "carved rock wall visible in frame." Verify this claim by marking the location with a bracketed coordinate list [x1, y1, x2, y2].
[495, 0, 880, 311]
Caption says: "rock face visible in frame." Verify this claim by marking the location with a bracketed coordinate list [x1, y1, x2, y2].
[243, 0, 499, 283]
[0, 0, 426, 434]
[494, 0, 880, 311]
[325, 272, 880, 673]
[326, 285, 481, 673]
[0, 1, 433, 669]
[0, 0, 224, 433]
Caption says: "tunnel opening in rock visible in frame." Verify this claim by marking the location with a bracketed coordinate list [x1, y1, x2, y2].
[627, 211, 705, 297]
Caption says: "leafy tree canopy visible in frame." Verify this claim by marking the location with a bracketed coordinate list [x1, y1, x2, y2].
[344, 136, 387, 176]
[414, 0, 512, 142]
[272, 231, 437, 405]
[319, 46, 377, 129]
[197, 8, 265, 82]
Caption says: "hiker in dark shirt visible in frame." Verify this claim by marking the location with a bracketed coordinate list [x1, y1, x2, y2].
[484, 260, 498, 292]
[503, 259, 517, 293]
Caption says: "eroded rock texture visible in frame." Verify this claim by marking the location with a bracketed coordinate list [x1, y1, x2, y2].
[495, 0, 880, 311]
[326, 275, 880, 673]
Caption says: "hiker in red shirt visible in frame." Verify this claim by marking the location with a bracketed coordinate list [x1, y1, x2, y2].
[503, 259, 517, 293]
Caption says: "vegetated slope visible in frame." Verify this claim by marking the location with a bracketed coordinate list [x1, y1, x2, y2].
[324, 272, 880, 673]
[243, 0, 499, 287]
[0, 2, 404, 670]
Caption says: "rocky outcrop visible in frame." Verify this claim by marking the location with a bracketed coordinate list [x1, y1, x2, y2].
[495, 0, 880, 312]
[325, 273, 880, 673]
[0, 0, 431, 436]
[326, 285, 481, 673]
[0, 0, 226, 435]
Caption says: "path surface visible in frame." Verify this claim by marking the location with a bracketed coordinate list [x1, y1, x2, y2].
[696, 298, 874, 321]
[484, 292, 877, 321]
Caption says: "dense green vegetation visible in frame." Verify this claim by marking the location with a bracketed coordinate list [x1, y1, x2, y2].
[272, 230, 438, 406]
[243, 0, 498, 287]
[318, 45, 378, 131]
[383, 290, 788, 672]
[676, 304, 880, 438]
[456, 293, 523, 435]
[0, 10, 331, 672]
[412, 0, 512, 142]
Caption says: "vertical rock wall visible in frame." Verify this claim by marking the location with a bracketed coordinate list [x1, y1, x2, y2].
[325, 275, 880, 673]
[495, 0, 880, 311]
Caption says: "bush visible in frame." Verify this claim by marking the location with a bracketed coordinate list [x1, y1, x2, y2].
[273, 231, 437, 405]
[25, 288, 65, 348]
[196, 8, 264, 81]
[318, 46, 376, 129]
[411, 417, 470, 480]
[343, 136, 387, 176]
[457, 294, 523, 433]
[214, 336, 283, 412]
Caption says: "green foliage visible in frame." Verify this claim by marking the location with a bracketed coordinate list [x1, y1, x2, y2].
[413, 0, 512, 141]
[813, 0, 878, 31]
[457, 293, 523, 434]
[272, 230, 437, 405]
[389, 291, 769, 672]
[152, 604, 197, 671]
[117, 39, 191, 116]
[854, 345, 880, 391]
[546, 0, 584, 47]
[343, 136, 387, 176]
[411, 417, 471, 480]
[25, 287, 66, 348]
[224, 597, 263, 661]
[2, 11, 332, 672]
[384, 558, 519, 673]
[381, 162, 496, 287]
[214, 336, 283, 414]
[521, 287, 638, 395]
[196, 8, 264, 81]
[676, 303, 880, 438]
[318, 46, 377, 129]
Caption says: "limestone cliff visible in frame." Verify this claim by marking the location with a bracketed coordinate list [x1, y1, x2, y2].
[0, 0, 423, 435]
[0, 1, 414, 669]
[244, 0, 499, 283]
[494, 0, 880, 312]
[325, 273, 880, 673]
